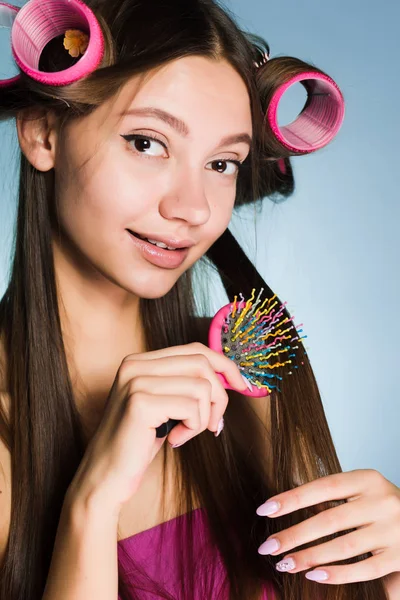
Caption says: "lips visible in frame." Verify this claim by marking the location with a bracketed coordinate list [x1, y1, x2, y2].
[128, 229, 168, 248]
[127, 229, 190, 269]
[126, 229, 195, 250]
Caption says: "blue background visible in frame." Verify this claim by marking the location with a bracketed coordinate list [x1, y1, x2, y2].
[0, 0, 399, 485]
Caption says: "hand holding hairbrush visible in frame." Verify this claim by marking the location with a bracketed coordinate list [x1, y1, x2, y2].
[155, 288, 307, 438]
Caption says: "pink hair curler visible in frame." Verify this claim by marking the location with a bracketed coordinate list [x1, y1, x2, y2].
[267, 71, 345, 154]
[155, 288, 307, 438]
[0, 3, 19, 88]
[0, 0, 105, 88]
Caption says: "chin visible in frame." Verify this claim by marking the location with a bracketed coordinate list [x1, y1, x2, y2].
[122, 273, 185, 300]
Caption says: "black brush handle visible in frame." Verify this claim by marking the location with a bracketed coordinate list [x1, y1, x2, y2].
[155, 419, 181, 438]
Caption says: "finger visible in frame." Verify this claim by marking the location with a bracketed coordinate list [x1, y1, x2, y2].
[257, 470, 381, 518]
[123, 342, 248, 392]
[121, 392, 205, 446]
[130, 375, 218, 432]
[302, 551, 397, 584]
[261, 497, 376, 559]
[271, 523, 390, 575]
[120, 355, 229, 431]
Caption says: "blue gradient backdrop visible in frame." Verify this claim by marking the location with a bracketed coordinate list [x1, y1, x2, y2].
[0, 1, 399, 485]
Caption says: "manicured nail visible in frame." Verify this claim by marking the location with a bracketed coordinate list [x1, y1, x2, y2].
[305, 570, 329, 581]
[276, 557, 296, 572]
[214, 417, 225, 437]
[241, 374, 253, 391]
[256, 500, 281, 516]
[258, 537, 280, 555]
[171, 441, 186, 448]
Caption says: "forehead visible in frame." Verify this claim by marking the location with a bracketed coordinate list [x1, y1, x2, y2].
[104, 56, 253, 133]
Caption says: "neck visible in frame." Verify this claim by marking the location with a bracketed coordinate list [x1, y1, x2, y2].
[52, 238, 147, 442]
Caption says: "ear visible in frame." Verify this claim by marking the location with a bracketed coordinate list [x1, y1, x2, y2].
[16, 109, 59, 172]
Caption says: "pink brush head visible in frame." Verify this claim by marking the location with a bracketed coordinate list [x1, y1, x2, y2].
[0, 0, 105, 88]
[208, 287, 307, 397]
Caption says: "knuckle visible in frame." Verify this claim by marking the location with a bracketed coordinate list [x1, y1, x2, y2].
[197, 377, 212, 395]
[340, 534, 358, 556]
[365, 469, 385, 485]
[190, 341, 206, 352]
[221, 391, 229, 407]
[302, 551, 317, 569]
[127, 375, 143, 395]
[290, 488, 303, 507]
[325, 475, 344, 494]
[324, 508, 339, 530]
[118, 358, 138, 381]
[191, 353, 210, 371]
[383, 493, 400, 516]
[189, 361, 214, 388]
[126, 391, 146, 418]
[284, 531, 299, 552]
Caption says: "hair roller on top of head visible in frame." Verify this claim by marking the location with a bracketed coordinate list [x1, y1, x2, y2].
[0, 0, 104, 88]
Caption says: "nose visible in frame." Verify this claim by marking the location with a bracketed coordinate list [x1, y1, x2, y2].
[158, 169, 211, 227]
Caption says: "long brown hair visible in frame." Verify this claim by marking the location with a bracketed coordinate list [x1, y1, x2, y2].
[0, 0, 388, 598]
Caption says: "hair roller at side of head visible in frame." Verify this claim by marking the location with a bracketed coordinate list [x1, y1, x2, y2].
[254, 56, 345, 158]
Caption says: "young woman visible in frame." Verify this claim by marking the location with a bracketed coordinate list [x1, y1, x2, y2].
[0, 0, 398, 599]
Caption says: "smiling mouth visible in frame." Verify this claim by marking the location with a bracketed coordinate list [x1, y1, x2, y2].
[127, 230, 188, 251]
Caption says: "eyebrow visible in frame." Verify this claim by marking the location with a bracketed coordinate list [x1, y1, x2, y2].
[121, 107, 253, 149]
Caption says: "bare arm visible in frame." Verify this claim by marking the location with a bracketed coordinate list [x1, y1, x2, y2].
[42, 490, 119, 600]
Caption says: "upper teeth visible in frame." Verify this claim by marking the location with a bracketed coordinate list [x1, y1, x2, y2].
[142, 236, 176, 250]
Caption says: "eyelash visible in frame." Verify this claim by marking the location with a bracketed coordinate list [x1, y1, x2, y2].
[121, 133, 245, 176]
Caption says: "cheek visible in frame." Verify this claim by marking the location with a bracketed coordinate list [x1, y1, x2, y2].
[56, 156, 155, 242]
[206, 170, 238, 202]
[207, 186, 236, 233]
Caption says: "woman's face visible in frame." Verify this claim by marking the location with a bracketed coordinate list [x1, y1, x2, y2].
[52, 56, 253, 299]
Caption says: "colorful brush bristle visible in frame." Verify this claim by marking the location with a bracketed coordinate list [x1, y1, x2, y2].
[155, 287, 308, 437]
[208, 287, 308, 396]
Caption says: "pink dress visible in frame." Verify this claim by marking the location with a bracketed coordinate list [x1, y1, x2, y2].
[117, 507, 275, 599]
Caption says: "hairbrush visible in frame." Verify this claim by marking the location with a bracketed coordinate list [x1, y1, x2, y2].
[155, 288, 307, 438]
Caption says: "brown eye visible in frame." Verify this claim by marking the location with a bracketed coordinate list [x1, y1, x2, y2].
[208, 159, 241, 176]
[213, 160, 227, 173]
[134, 138, 151, 152]
[121, 134, 166, 157]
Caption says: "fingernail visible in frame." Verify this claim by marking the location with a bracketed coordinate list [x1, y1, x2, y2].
[214, 417, 224, 437]
[258, 537, 280, 555]
[171, 439, 188, 448]
[276, 557, 296, 572]
[256, 500, 281, 516]
[241, 374, 253, 391]
[305, 570, 329, 581]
